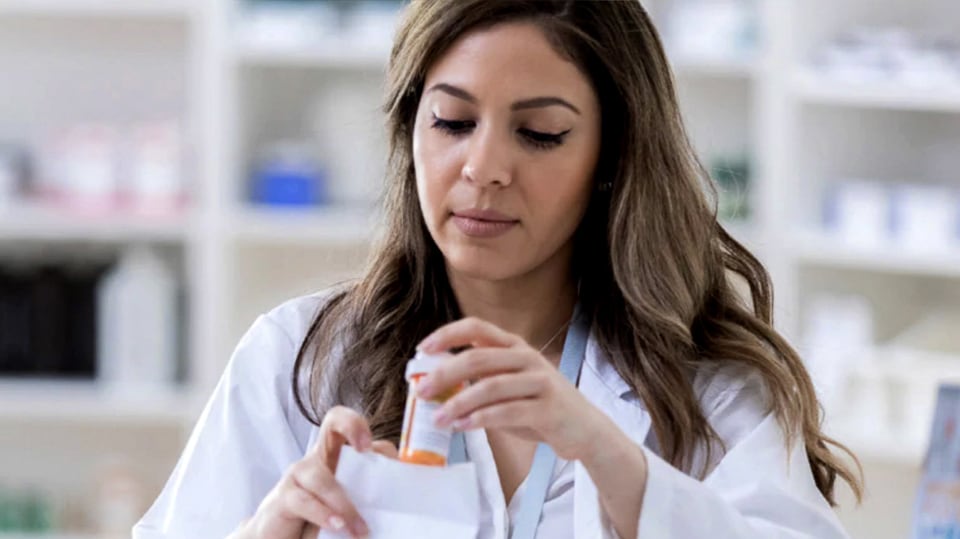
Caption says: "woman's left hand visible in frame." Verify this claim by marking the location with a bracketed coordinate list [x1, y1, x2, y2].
[416, 317, 609, 461]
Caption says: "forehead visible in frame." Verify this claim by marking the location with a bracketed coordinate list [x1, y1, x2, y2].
[423, 21, 596, 105]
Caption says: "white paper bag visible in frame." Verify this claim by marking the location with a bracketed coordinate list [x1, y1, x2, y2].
[318, 446, 480, 539]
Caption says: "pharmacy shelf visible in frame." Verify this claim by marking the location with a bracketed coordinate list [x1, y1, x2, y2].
[228, 205, 377, 245]
[0, 0, 192, 19]
[721, 218, 759, 243]
[0, 379, 195, 426]
[831, 423, 926, 466]
[233, 40, 389, 70]
[0, 202, 189, 245]
[794, 70, 960, 113]
[671, 55, 758, 79]
[854, 356, 960, 386]
[793, 231, 960, 279]
[825, 351, 960, 466]
[0, 534, 101, 539]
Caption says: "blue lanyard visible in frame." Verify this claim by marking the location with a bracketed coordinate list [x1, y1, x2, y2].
[448, 307, 589, 539]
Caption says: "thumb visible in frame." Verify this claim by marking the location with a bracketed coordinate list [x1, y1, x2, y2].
[371, 440, 399, 460]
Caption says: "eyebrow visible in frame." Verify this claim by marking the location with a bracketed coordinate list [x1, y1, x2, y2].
[426, 83, 581, 115]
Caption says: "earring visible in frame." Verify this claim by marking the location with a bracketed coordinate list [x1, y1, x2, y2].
[597, 181, 613, 192]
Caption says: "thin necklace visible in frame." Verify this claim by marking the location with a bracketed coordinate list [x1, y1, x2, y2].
[537, 317, 572, 354]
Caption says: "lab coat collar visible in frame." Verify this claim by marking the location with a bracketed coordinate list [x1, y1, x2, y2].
[583, 329, 636, 402]
[574, 329, 653, 538]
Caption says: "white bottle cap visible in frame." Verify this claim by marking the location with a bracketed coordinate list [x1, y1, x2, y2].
[405, 351, 453, 381]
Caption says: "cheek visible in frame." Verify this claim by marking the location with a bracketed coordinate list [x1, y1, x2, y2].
[413, 124, 461, 225]
[529, 147, 596, 223]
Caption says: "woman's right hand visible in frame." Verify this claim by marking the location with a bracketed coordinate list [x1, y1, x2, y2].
[236, 406, 398, 539]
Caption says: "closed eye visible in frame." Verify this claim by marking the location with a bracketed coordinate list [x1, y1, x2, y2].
[431, 114, 570, 150]
[518, 127, 570, 150]
[431, 115, 475, 135]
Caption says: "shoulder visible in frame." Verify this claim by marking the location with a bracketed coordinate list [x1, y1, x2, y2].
[225, 285, 352, 398]
[259, 287, 348, 350]
[691, 360, 774, 458]
[227, 290, 342, 386]
[222, 286, 354, 448]
[692, 360, 768, 413]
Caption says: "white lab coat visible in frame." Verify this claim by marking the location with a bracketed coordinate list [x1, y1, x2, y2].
[133, 292, 849, 539]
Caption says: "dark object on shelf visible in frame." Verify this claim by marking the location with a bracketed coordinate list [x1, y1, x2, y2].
[0, 261, 108, 379]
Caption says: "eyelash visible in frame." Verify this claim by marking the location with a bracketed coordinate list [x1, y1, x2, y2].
[430, 115, 570, 150]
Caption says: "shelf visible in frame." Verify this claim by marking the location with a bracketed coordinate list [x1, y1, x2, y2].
[824, 350, 960, 466]
[795, 70, 960, 113]
[234, 39, 389, 70]
[671, 56, 758, 79]
[793, 231, 960, 279]
[720, 218, 758, 242]
[0, 202, 189, 245]
[0, 379, 194, 426]
[830, 422, 926, 466]
[0, 0, 192, 19]
[853, 356, 960, 387]
[0, 534, 101, 539]
[229, 205, 378, 245]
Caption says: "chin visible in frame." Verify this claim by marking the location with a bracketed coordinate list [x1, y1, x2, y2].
[442, 244, 528, 282]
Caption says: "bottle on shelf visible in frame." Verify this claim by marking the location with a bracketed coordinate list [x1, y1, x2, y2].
[96, 246, 179, 393]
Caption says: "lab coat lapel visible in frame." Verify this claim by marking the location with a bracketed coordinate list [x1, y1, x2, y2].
[574, 332, 652, 539]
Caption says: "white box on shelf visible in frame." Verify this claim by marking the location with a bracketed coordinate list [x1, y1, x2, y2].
[879, 310, 960, 448]
[891, 183, 960, 253]
[237, 3, 340, 52]
[664, 0, 757, 63]
[827, 180, 892, 249]
[801, 293, 875, 413]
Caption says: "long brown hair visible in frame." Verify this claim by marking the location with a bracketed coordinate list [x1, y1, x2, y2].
[293, 0, 862, 505]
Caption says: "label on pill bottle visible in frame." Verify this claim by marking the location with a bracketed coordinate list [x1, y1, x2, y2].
[400, 374, 453, 460]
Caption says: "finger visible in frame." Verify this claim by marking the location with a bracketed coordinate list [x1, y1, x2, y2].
[419, 347, 528, 399]
[418, 317, 521, 353]
[371, 440, 399, 459]
[314, 406, 373, 470]
[453, 400, 538, 432]
[291, 464, 369, 538]
[280, 485, 352, 536]
[434, 372, 548, 428]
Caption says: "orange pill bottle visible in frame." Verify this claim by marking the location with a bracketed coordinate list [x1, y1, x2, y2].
[399, 351, 464, 466]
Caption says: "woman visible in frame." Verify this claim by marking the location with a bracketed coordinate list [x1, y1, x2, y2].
[135, 1, 863, 538]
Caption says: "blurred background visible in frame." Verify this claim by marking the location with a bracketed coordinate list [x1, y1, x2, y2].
[0, 0, 958, 537]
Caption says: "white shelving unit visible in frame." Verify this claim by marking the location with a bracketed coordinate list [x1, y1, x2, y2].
[671, 56, 759, 79]
[1, 1, 957, 537]
[229, 205, 378, 246]
[0, 203, 189, 244]
[794, 230, 960, 280]
[0, 534, 100, 539]
[233, 39, 388, 70]
[0, 0, 192, 19]
[0, 380, 195, 426]
[795, 70, 960, 113]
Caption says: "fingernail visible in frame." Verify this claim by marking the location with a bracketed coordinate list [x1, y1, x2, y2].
[453, 417, 472, 430]
[328, 515, 346, 530]
[353, 520, 370, 538]
[433, 409, 449, 427]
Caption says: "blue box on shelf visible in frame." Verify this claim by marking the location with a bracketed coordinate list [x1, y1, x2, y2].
[250, 142, 328, 207]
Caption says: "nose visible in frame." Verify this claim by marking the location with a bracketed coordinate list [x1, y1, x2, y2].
[461, 125, 513, 187]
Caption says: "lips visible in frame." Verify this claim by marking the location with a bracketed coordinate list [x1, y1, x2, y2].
[450, 208, 519, 238]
